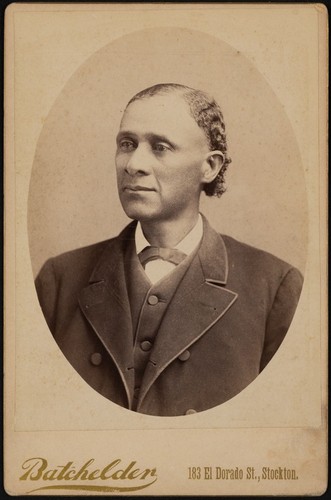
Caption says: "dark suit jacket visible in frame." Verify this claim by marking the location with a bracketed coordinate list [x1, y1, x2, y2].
[35, 216, 303, 416]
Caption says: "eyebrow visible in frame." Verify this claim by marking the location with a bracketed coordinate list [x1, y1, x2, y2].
[116, 131, 178, 149]
[116, 131, 137, 144]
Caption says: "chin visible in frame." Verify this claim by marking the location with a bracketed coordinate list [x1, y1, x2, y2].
[121, 203, 159, 222]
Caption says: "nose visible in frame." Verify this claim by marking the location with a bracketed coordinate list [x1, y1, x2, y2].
[125, 144, 152, 176]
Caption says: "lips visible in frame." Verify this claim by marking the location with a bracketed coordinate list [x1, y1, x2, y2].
[123, 185, 155, 192]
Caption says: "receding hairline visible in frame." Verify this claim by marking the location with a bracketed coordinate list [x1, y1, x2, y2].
[125, 83, 214, 108]
[122, 87, 205, 130]
[123, 91, 198, 118]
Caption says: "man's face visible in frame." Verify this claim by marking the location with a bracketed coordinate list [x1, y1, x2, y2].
[115, 94, 210, 223]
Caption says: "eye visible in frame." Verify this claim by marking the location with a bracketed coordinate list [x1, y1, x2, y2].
[118, 139, 136, 152]
[153, 143, 170, 153]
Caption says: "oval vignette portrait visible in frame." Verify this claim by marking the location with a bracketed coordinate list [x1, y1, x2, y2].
[28, 28, 307, 417]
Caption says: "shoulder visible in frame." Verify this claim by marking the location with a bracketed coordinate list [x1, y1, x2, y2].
[35, 238, 120, 332]
[221, 234, 303, 294]
[222, 234, 299, 273]
[38, 239, 112, 280]
[35, 222, 136, 289]
[35, 236, 121, 298]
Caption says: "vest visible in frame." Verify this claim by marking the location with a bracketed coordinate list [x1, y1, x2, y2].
[124, 237, 198, 410]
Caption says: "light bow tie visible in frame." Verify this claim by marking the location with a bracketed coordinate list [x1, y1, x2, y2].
[138, 246, 187, 268]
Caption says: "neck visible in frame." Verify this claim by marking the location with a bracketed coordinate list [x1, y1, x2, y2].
[140, 213, 199, 248]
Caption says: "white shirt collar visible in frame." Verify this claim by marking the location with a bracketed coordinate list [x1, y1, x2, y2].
[135, 214, 203, 256]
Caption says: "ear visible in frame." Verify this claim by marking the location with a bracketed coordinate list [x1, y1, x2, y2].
[201, 150, 224, 184]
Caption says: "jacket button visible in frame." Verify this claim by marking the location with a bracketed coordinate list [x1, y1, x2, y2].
[185, 409, 197, 415]
[178, 350, 190, 361]
[90, 353, 102, 366]
[141, 340, 153, 351]
[133, 387, 140, 399]
[147, 295, 159, 305]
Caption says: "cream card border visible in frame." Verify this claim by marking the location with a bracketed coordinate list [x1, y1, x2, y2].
[4, 3, 328, 496]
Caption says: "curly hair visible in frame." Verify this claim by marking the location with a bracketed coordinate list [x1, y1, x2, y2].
[126, 83, 232, 197]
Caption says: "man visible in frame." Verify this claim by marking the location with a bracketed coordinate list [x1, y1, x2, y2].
[35, 83, 303, 416]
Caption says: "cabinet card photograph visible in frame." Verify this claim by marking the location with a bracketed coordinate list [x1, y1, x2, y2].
[4, 3, 328, 496]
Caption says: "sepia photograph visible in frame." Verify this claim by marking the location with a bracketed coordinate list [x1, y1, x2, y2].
[4, 3, 327, 496]
[33, 80, 304, 416]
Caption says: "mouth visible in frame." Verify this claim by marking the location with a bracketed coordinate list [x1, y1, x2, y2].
[123, 185, 155, 192]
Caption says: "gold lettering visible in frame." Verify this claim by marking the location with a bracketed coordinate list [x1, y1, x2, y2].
[140, 468, 157, 480]
[44, 469, 58, 480]
[57, 462, 74, 480]
[20, 458, 48, 481]
[19, 457, 158, 486]
[111, 461, 137, 480]
[127, 469, 142, 479]
[87, 469, 101, 480]
[63, 470, 77, 480]
[72, 459, 95, 480]
[100, 459, 121, 480]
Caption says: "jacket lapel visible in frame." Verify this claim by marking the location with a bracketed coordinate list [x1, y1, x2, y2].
[137, 217, 238, 409]
[78, 223, 136, 408]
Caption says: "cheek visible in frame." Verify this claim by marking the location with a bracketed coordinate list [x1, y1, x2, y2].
[115, 156, 125, 176]
[178, 159, 203, 184]
[161, 169, 200, 199]
[115, 168, 121, 187]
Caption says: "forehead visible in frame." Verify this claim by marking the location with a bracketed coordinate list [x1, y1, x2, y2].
[119, 94, 207, 145]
